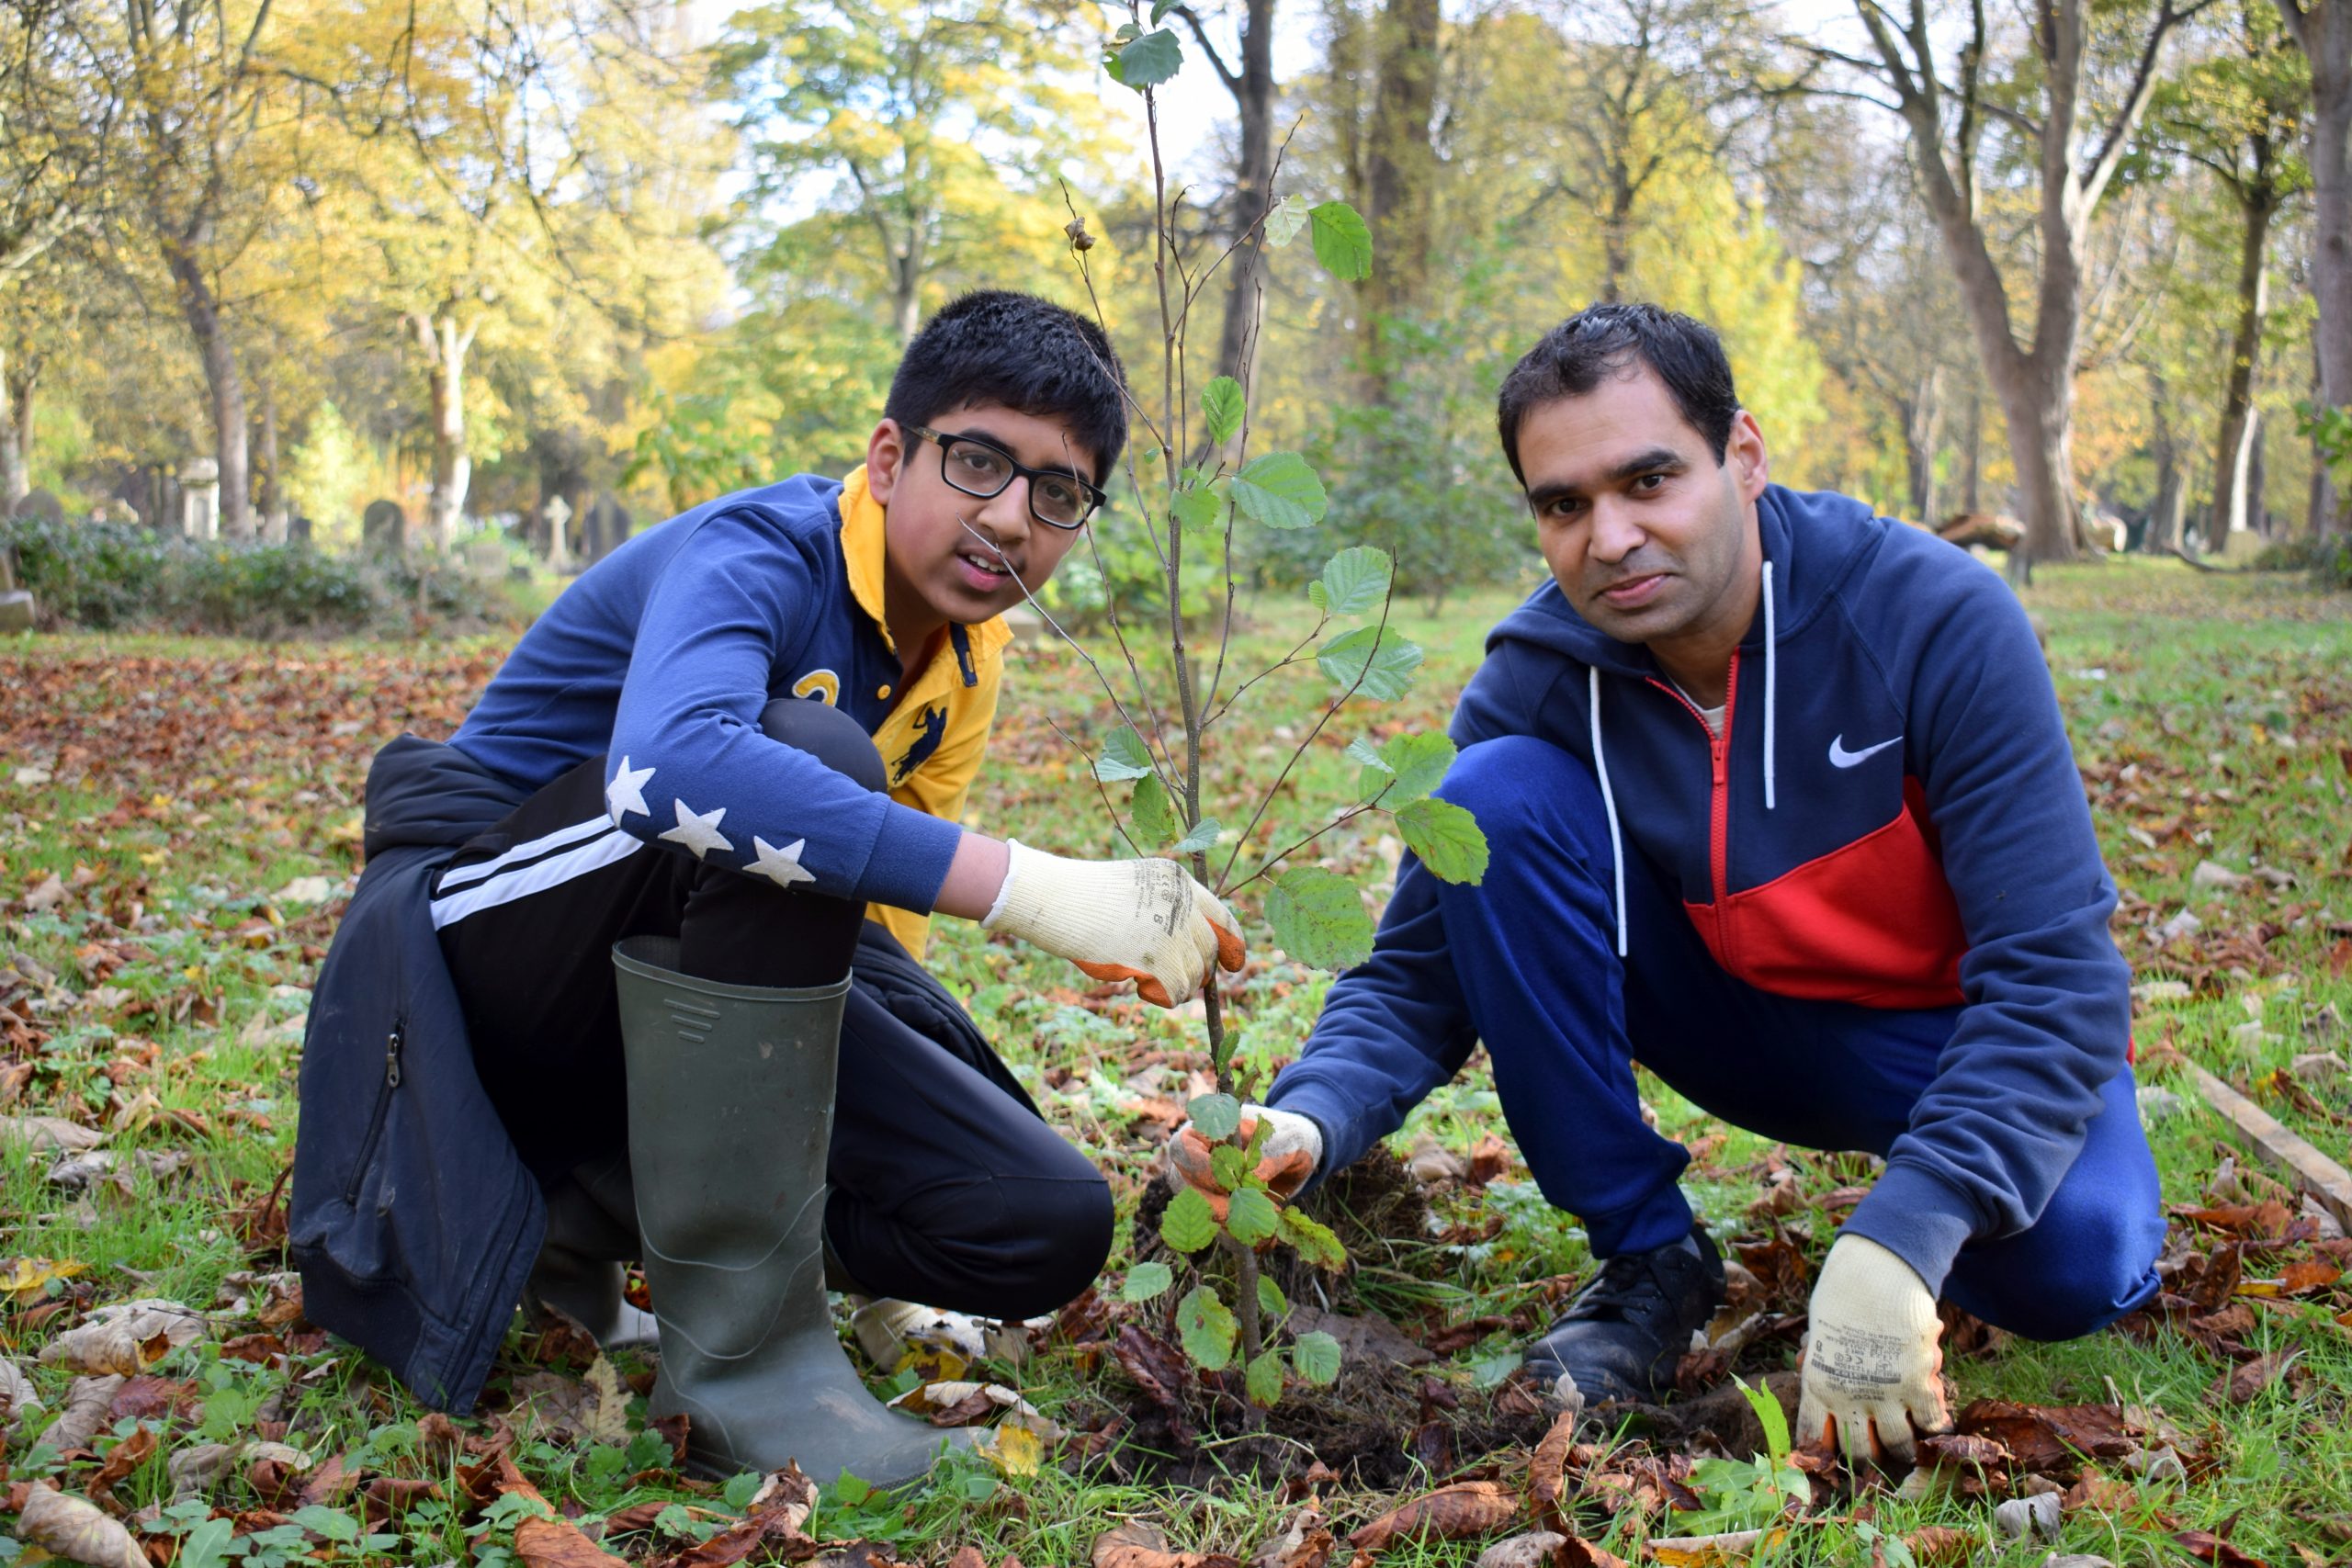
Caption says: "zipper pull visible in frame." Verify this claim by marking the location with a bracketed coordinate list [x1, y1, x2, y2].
[385, 1027, 403, 1089]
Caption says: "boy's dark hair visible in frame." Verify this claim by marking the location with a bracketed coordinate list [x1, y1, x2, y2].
[1496, 303, 1740, 485]
[885, 290, 1129, 482]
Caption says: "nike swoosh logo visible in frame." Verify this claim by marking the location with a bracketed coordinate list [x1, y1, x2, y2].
[1828, 734, 1902, 769]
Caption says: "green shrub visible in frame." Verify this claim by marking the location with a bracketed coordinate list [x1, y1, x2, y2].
[0, 516, 516, 637]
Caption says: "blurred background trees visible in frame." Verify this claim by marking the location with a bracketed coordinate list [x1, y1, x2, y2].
[0, 0, 2342, 580]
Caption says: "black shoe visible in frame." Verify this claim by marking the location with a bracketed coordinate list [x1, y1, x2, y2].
[1522, 1221, 1724, 1406]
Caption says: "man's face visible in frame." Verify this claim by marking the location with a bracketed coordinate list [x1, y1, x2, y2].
[865, 401, 1096, 635]
[1517, 366, 1769, 659]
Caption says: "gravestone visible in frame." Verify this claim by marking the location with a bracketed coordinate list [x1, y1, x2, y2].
[288, 513, 313, 546]
[362, 499, 406, 554]
[0, 544, 30, 633]
[582, 494, 632, 563]
[9, 489, 62, 525]
[541, 494, 572, 572]
[181, 459, 220, 540]
[464, 538, 508, 581]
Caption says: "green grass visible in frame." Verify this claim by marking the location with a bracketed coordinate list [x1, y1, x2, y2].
[3, 556, 2351, 1563]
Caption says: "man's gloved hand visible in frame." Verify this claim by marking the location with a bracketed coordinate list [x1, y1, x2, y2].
[1796, 1234, 1952, 1467]
[982, 840, 1245, 1008]
[1165, 1106, 1321, 1221]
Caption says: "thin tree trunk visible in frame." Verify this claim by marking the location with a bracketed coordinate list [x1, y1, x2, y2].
[2293, 5, 2352, 531]
[2211, 195, 2278, 537]
[0, 349, 21, 504]
[411, 310, 478, 552]
[258, 390, 287, 543]
[1212, 0, 1276, 391]
[1903, 367, 1944, 521]
[1601, 175, 1634, 304]
[164, 247, 253, 538]
[2149, 378, 2186, 552]
[1361, 0, 1442, 397]
[1963, 385, 1982, 513]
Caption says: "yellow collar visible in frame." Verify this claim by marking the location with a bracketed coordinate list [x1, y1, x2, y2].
[838, 464, 1012, 664]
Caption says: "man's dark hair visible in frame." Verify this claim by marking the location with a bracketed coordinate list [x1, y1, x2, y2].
[885, 290, 1129, 482]
[1495, 303, 1740, 485]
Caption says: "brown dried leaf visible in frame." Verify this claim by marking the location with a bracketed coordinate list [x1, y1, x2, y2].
[16, 1484, 149, 1568]
[515, 1513, 630, 1568]
[46, 1374, 125, 1453]
[1558, 1542, 1629, 1568]
[85, 1426, 156, 1506]
[2172, 1529, 2270, 1568]
[1529, 1411, 1578, 1523]
[1899, 1528, 1973, 1567]
[0, 1115, 105, 1152]
[1473, 1533, 1566, 1568]
[1645, 1529, 1783, 1567]
[1093, 1522, 1243, 1568]
[109, 1375, 199, 1423]
[1348, 1481, 1518, 1554]
[2214, 1350, 2300, 1404]
[38, 1299, 205, 1376]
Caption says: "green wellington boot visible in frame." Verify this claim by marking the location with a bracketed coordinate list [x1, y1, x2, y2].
[613, 936, 965, 1486]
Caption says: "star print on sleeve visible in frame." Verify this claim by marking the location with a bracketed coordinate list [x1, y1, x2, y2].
[749, 835, 816, 888]
[659, 798, 734, 860]
[605, 757, 656, 821]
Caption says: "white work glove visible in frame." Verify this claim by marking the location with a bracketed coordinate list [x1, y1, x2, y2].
[1165, 1105, 1323, 1219]
[1796, 1233, 1952, 1467]
[982, 840, 1244, 1008]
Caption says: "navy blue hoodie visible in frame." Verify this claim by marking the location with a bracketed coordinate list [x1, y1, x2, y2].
[1269, 485, 2131, 1291]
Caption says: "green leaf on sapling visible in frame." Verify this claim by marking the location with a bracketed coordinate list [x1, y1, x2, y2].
[1226, 1187, 1280, 1245]
[1317, 626, 1423, 701]
[1346, 736, 1390, 773]
[1230, 452, 1329, 530]
[1187, 1093, 1242, 1141]
[1176, 1286, 1238, 1371]
[1113, 19, 1142, 40]
[1262, 193, 1311, 248]
[1112, 28, 1182, 89]
[1280, 1208, 1348, 1270]
[1201, 377, 1246, 446]
[1150, 0, 1177, 20]
[1096, 728, 1154, 782]
[1308, 201, 1373, 280]
[1173, 817, 1220, 854]
[1122, 1261, 1174, 1303]
[1160, 1186, 1219, 1253]
[1395, 796, 1488, 884]
[1374, 733, 1457, 803]
[1309, 546, 1391, 617]
[1257, 1275, 1289, 1318]
[1245, 1349, 1286, 1407]
[1132, 773, 1178, 845]
[1210, 1145, 1252, 1190]
[1292, 1330, 1343, 1385]
[1172, 484, 1226, 536]
[1265, 867, 1374, 970]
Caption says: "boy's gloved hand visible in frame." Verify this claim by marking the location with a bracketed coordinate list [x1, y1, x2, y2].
[1165, 1106, 1321, 1219]
[982, 840, 1245, 1008]
[1796, 1233, 1952, 1467]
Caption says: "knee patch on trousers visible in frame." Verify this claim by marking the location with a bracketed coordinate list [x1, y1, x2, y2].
[761, 696, 888, 795]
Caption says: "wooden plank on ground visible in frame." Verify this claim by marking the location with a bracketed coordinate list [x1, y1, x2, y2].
[2185, 1063, 2352, 1232]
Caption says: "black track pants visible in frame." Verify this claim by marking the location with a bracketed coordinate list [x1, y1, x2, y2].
[431, 697, 1112, 1320]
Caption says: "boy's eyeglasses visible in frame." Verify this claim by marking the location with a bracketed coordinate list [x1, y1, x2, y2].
[906, 425, 1104, 530]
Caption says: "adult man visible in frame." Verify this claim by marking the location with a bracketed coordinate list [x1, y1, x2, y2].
[1235, 304, 2164, 1465]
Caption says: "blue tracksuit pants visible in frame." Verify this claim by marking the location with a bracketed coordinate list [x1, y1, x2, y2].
[1430, 735, 2165, 1342]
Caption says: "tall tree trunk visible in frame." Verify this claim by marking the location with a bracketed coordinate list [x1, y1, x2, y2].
[0, 349, 21, 504]
[164, 247, 253, 538]
[2211, 195, 2278, 537]
[1211, 0, 1276, 392]
[258, 390, 287, 543]
[2248, 409, 2268, 532]
[1977, 340, 2083, 571]
[1361, 0, 1442, 397]
[1962, 385, 1982, 513]
[2149, 377, 2186, 552]
[2283, 0, 2352, 534]
[1601, 173, 1634, 304]
[410, 309, 478, 552]
[1902, 367, 1944, 521]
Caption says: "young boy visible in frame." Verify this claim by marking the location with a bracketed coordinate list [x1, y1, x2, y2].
[290, 292, 1243, 1487]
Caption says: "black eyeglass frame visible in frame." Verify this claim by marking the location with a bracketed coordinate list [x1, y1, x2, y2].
[904, 424, 1106, 530]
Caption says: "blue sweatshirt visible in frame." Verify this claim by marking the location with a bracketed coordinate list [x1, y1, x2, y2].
[450, 473, 978, 923]
[1269, 485, 2131, 1290]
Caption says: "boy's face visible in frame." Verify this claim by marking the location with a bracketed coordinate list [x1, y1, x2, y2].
[865, 402, 1097, 638]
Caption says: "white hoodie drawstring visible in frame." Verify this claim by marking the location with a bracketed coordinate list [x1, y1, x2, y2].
[1589, 666, 1628, 958]
[1762, 559, 1778, 812]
